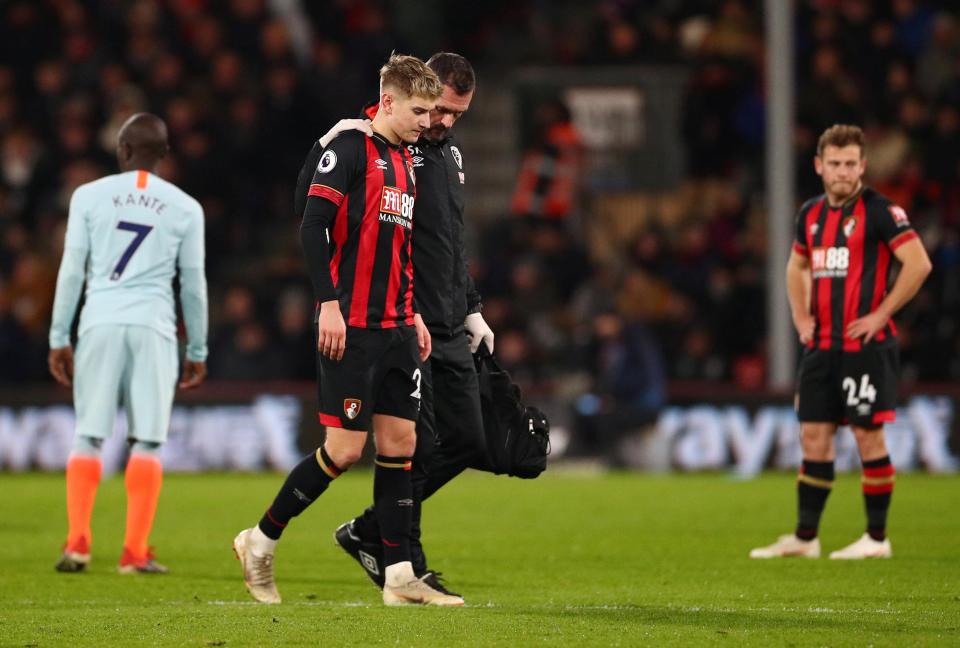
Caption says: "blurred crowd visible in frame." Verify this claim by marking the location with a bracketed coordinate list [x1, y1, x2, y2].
[2, 0, 959, 431]
[0, 0, 387, 381]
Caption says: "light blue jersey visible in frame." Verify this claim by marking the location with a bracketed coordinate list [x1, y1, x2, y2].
[49, 170, 208, 361]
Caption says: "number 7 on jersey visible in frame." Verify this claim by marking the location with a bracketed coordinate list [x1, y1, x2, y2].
[111, 221, 154, 280]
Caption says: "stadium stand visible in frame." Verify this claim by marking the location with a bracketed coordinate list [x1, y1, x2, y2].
[1, 0, 958, 402]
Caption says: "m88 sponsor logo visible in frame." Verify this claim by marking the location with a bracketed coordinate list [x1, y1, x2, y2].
[380, 186, 413, 217]
[379, 186, 414, 228]
[811, 246, 850, 278]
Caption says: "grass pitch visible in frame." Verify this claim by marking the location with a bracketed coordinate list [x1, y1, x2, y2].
[0, 469, 957, 646]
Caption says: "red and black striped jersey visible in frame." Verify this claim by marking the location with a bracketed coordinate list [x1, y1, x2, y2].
[793, 187, 918, 351]
[304, 129, 418, 329]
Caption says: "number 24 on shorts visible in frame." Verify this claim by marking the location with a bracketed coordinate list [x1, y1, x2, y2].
[843, 374, 876, 406]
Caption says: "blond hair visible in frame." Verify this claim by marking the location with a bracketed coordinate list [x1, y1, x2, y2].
[817, 124, 866, 157]
[379, 53, 443, 100]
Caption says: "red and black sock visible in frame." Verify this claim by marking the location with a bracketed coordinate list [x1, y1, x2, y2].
[795, 459, 834, 540]
[862, 455, 895, 541]
[258, 447, 343, 540]
[373, 454, 413, 568]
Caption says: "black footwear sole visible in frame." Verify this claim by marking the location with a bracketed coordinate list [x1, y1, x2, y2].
[118, 561, 169, 574]
[55, 556, 88, 573]
[333, 521, 386, 589]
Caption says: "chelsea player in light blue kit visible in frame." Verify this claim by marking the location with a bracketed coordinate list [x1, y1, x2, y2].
[48, 113, 208, 574]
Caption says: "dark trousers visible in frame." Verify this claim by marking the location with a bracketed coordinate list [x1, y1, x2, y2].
[354, 331, 486, 573]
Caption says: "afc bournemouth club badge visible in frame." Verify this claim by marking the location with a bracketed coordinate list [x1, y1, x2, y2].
[344, 399, 362, 420]
[842, 217, 857, 238]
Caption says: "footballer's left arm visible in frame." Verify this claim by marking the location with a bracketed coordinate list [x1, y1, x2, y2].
[846, 237, 932, 342]
[881, 237, 933, 316]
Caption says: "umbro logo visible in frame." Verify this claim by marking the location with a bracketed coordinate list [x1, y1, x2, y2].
[358, 550, 380, 575]
[375, 158, 388, 170]
[293, 488, 312, 504]
[412, 155, 424, 167]
[810, 223, 819, 236]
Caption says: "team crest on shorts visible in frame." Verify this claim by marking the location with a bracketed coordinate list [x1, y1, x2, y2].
[344, 399, 362, 420]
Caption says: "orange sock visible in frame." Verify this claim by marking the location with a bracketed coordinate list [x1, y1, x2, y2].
[65, 455, 102, 551]
[123, 454, 163, 560]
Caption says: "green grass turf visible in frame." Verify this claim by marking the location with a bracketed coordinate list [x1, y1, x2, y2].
[0, 469, 958, 647]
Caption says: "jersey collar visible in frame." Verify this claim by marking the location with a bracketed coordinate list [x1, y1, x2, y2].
[370, 131, 402, 150]
[828, 184, 865, 210]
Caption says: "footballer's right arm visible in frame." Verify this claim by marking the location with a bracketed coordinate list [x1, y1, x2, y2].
[48, 187, 91, 386]
[300, 132, 361, 361]
[786, 250, 814, 344]
[301, 200, 346, 362]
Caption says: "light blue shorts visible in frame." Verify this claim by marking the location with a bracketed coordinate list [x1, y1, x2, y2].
[73, 324, 178, 444]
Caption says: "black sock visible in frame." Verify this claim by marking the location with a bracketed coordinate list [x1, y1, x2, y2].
[355, 449, 429, 574]
[374, 454, 413, 568]
[353, 505, 380, 542]
[258, 447, 343, 540]
[862, 455, 895, 541]
[409, 487, 427, 576]
[795, 459, 834, 540]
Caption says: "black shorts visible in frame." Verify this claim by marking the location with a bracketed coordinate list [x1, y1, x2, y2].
[795, 345, 899, 428]
[317, 326, 422, 431]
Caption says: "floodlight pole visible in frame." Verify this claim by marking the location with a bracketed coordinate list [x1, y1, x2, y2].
[765, 0, 795, 389]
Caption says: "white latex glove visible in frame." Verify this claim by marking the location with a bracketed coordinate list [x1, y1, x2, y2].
[465, 312, 494, 354]
[319, 118, 373, 148]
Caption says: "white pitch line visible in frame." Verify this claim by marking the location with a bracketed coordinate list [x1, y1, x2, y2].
[205, 600, 373, 607]
[9, 599, 905, 615]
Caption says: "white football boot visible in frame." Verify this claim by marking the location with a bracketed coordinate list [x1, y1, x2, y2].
[382, 561, 464, 606]
[829, 533, 892, 560]
[749, 533, 821, 559]
[233, 528, 281, 604]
